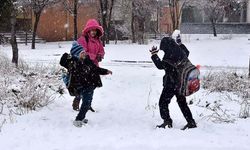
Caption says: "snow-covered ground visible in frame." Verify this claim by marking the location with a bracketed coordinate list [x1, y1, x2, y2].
[0, 35, 250, 150]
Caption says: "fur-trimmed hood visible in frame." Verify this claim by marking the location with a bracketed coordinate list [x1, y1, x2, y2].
[82, 19, 104, 37]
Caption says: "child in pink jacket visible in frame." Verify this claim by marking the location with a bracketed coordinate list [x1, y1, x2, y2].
[72, 19, 105, 111]
[77, 19, 105, 66]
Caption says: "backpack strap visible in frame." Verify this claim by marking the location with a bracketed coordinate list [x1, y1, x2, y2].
[162, 58, 188, 69]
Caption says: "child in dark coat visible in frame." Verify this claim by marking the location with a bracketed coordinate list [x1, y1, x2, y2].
[150, 37, 196, 130]
[60, 42, 112, 127]
[73, 19, 105, 111]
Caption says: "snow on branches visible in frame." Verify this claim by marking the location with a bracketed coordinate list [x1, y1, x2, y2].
[0, 52, 64, 131]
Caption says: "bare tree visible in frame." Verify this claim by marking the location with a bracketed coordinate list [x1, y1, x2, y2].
[4, 0, 31, 66]
[205, 0, 226, 37]
[25, 0, 59, 49]
[131, 0, 157, 44]
[197, 0, 228, 37]
[99, 0, 115, 45]
[131, 0, 136, 43]
[8, 0, 23, 67]
[168, 0, 196, 31]
[248, 56, 250, 78]
[62, 0, 78, 40]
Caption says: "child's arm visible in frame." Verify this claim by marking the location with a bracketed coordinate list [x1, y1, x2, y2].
[179, 44, 189, 57]
[96, 67, 112, 75]
[151, 55, 165, 70]
[60, 53, 70, 69]
[85, 57, 112, 75]
[150, 46, 165, 70]
[96, 40, 105, 62]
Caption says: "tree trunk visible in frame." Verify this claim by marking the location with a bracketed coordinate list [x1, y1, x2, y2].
[131, 1, 136, 43]
[10, 12, 18, 67]
[114, 28, 118, 44]
[32, 12, 41, 49]
[99, 0, 107, 46]
[25, 32, 28, 46]
[104, 0, 108, 44]
[106, 0, 114, 44]
[138, 19, 145, 44]
[174, 1, 179, 30]
[240, 3, 244, 23]
[211, 19, 217, 37]
[248, 57, 250, 78]
[73, 0, 78, 40]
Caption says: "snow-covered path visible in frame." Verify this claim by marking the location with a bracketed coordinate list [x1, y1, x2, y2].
[0, 36, 250, 150]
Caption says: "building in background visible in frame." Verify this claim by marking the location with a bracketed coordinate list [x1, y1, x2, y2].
[34, 0, 98, 42]
[181, 0, 250, 34]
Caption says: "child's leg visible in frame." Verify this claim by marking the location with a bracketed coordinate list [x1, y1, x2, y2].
[156, 87, 175, 128]
[75, 87, 95, 121]
[176, 94, 196, 125]
[72, 96, 80, 111]
[159, 87, 175, 122]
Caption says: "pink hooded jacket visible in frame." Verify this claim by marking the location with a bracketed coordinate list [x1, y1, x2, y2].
[77, 19, 105, 66]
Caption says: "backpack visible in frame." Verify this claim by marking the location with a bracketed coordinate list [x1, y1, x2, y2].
[163, 58, 200, 96]
[60, 53, 80, 96]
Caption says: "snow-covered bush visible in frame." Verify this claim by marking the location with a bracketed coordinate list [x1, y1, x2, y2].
[0, 53, 64, 130]
[199, 71, 250, 122]
[202, 71, 249, 94]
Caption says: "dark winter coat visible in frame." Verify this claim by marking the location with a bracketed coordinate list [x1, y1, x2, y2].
[151, 37, 188, 88]
[60, 53, 109, 94]
[179, 44, 189, 57]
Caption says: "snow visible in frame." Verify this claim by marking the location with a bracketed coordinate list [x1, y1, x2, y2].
[0, 35, 250, 150]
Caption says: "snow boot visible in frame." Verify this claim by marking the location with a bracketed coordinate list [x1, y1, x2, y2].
[82, 118, 88, 124]
[72, 98, 80, 111]
[181, 121, 197, 130]
[156, 119, 173, 129]
[73, 120, 83, 127]
[73, 119, 88, 127]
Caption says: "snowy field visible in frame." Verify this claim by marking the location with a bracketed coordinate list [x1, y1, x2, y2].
[0, 35, 250, 150]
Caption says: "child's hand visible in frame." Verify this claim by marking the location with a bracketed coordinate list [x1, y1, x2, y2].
[149, 46, 159, 55]
[176, 34, 182, 45]
[107, 70, 112, 75]
[97, 54, 103, 62]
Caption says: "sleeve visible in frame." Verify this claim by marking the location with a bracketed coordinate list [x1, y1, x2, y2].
[179, 44, 189, 57]
[98, 40, 105, 58]
[60, 53, 70, 69]
[85, 57, 108, 75]
[95, 67, 109, 75]
[77, 36, 88, 50]
[151, 54, 165, 70]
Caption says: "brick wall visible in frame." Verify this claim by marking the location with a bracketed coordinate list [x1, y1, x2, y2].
[159, 6, 173, 34]
[35, 3, 99, 42]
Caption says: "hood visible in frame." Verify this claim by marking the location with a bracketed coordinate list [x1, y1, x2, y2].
[159, 37, 179, 52]
[82, 19, 104, 37]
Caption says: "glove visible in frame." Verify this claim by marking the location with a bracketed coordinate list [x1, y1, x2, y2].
[176, 34, 182, 45]
[149, 46, 159, 55]
[96, 54, 103, 62]
[107, 70, 112, 75]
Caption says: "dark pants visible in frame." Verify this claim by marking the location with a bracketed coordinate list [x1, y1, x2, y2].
[159, 87, 195, 124]
[75, 86, 95, 121]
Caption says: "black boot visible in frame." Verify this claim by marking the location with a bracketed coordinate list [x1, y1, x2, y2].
[72, 98, 80, 111]
[181, 121, 197, 130]
[89, 106, 95, 112]
[157, 119, 173, 129]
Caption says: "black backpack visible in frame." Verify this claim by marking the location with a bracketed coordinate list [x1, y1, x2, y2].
[163, 58, 200, 96]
